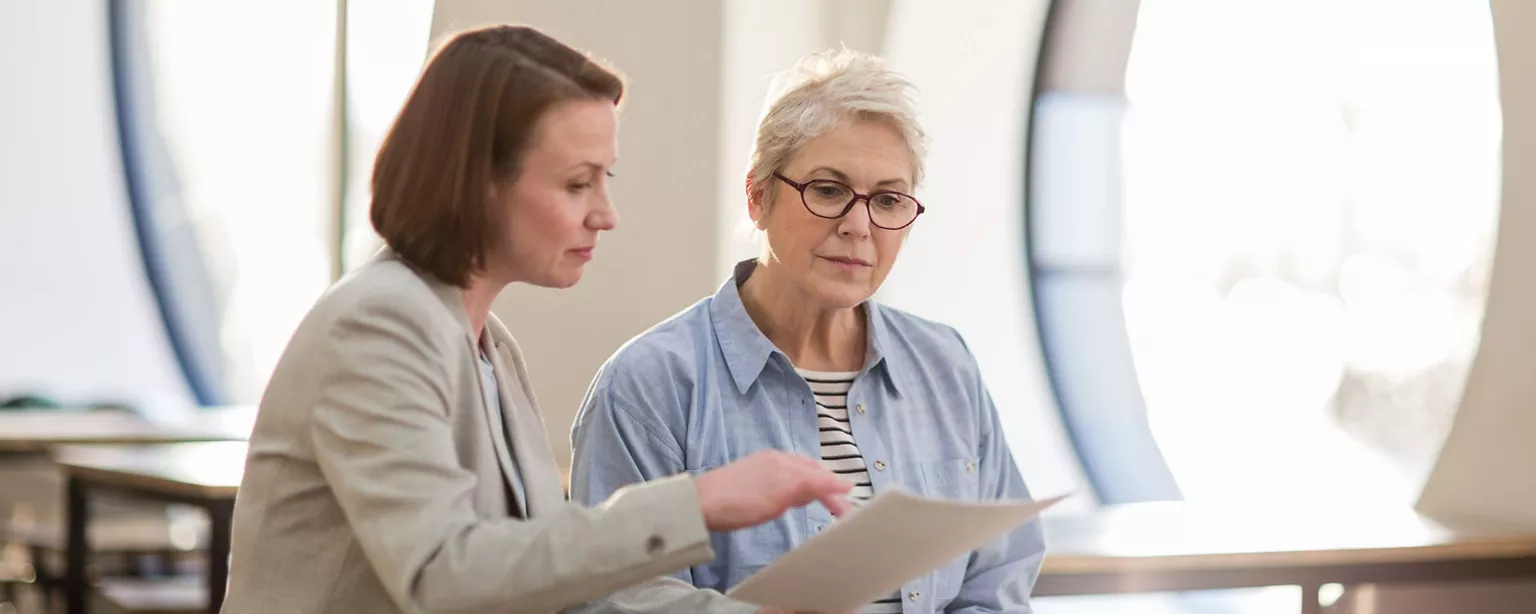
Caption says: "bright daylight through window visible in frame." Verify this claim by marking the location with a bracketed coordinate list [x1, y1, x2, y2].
[1120, 0, 1501, 505]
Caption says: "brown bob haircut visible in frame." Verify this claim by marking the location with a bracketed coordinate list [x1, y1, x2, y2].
[370, 25, 624, 287]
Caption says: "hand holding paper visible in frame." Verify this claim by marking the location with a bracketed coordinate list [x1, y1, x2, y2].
[728, 490, 1066, 613]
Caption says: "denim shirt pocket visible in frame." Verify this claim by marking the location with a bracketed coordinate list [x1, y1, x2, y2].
[919, 457, 981, 599]
[684, 451, 804, 585]
[717, 515, 799, 591]
[918, 457, 980, 501]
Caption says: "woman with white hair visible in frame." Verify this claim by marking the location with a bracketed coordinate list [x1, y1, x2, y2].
[570, 49, 1045, 613]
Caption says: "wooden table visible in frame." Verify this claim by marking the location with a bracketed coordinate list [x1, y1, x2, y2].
[55, 441, 247, 614]
[0, 407, 254, 453]
[1037, 501, 1536, 614]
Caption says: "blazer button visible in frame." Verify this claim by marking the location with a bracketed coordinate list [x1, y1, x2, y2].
[966, 461, 977, 473]
[856, 403, 867, 414]
[645, 535, 666, 555]
[873, 460, 887, 471]
[908, 591, 921, 601]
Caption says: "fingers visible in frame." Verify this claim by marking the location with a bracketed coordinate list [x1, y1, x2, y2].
[811, 463, 854, 494]
[800, 457, 854, 517]
[782, 451, 826, 472]
[820, 493, 854, 517]
[786, 459, 853, 515]
[758, 450, 857, 515]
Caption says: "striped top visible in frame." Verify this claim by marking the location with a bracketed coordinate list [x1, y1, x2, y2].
[798, 368, 902, 614]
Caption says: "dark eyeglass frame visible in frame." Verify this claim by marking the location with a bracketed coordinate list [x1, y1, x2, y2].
[773, 172, 925, 230]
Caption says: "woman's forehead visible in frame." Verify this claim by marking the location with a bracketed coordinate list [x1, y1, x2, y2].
[784, 120, 914, 185]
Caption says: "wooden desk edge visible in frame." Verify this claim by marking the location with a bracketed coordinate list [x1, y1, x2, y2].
[61, 464, 238, 501]
[0, 433, 242, 453]
[1043, 540, 1536, 575]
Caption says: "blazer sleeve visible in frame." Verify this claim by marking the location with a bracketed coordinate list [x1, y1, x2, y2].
[307, 296, 725, 614]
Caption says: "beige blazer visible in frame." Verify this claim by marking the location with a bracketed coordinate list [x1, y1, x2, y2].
[223, 251, 756, 614]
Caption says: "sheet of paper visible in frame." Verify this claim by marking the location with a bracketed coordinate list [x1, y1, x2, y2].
[727, 490, 1067, 612]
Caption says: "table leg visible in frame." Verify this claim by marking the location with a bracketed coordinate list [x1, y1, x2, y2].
[64, 476, 90, 614]
[1301, 583, 1322, 614]
[205, 499, 234, 614]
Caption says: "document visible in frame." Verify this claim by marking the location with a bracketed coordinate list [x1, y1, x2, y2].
[727, 489, 1067, 612]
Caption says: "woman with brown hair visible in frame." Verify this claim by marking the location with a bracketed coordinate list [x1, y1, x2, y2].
[222, 25, 850, 614]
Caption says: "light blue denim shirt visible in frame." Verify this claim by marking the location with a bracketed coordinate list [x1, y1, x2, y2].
[570, 260, 1045, 613]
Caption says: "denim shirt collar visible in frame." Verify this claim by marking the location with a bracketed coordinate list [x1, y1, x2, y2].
[708, 259, 905, 397]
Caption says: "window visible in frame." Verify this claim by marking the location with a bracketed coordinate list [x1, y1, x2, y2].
[1030, 0, 1502, 506]
[113, 1, 435, 404]
[341, 0, 436, 272]
[1121, 0, 1501, 504]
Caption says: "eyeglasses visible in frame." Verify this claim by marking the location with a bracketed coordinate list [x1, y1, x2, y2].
[773, 173, 925, 230]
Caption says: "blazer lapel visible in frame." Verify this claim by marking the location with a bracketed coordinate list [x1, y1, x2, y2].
[485, 321, 565, 517]
[394, 255, 558, 519]
[397, 254, 526, 517]
[473, 334, 527, 517]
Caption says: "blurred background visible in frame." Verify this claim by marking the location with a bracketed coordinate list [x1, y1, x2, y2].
[3, 0, 1535, 613]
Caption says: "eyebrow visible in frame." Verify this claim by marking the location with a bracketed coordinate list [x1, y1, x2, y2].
[565, 160, 613, 174]
[804, 166, 910, 191]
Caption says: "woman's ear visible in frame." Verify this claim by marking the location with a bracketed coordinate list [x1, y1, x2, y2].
[745, 176, 767, 229]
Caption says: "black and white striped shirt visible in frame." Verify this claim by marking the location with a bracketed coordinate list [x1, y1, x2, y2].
[798, 368, 903, 614]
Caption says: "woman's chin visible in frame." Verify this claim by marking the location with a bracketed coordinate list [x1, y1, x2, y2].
[809, 279, 875, 309]
[528, 265, 586, 290]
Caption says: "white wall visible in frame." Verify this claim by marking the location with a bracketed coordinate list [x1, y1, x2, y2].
[1346, 1, 1536, 611]
[715, 0, 824, 276]
[880, 0, 1095, 509]
[432, 0, 931, 469]
[1416, 0, 1536, 527]
[3, 0, 1523, 526]
[718, 0, 1096, 505]
[0, 0, 1087, 494]
[715, 0, 893, 280]
[432, 0, 728, 467]
[0, 0, 192, 415]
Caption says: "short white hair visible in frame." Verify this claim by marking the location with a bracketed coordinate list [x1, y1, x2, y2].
[748, 48, 928, 206]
